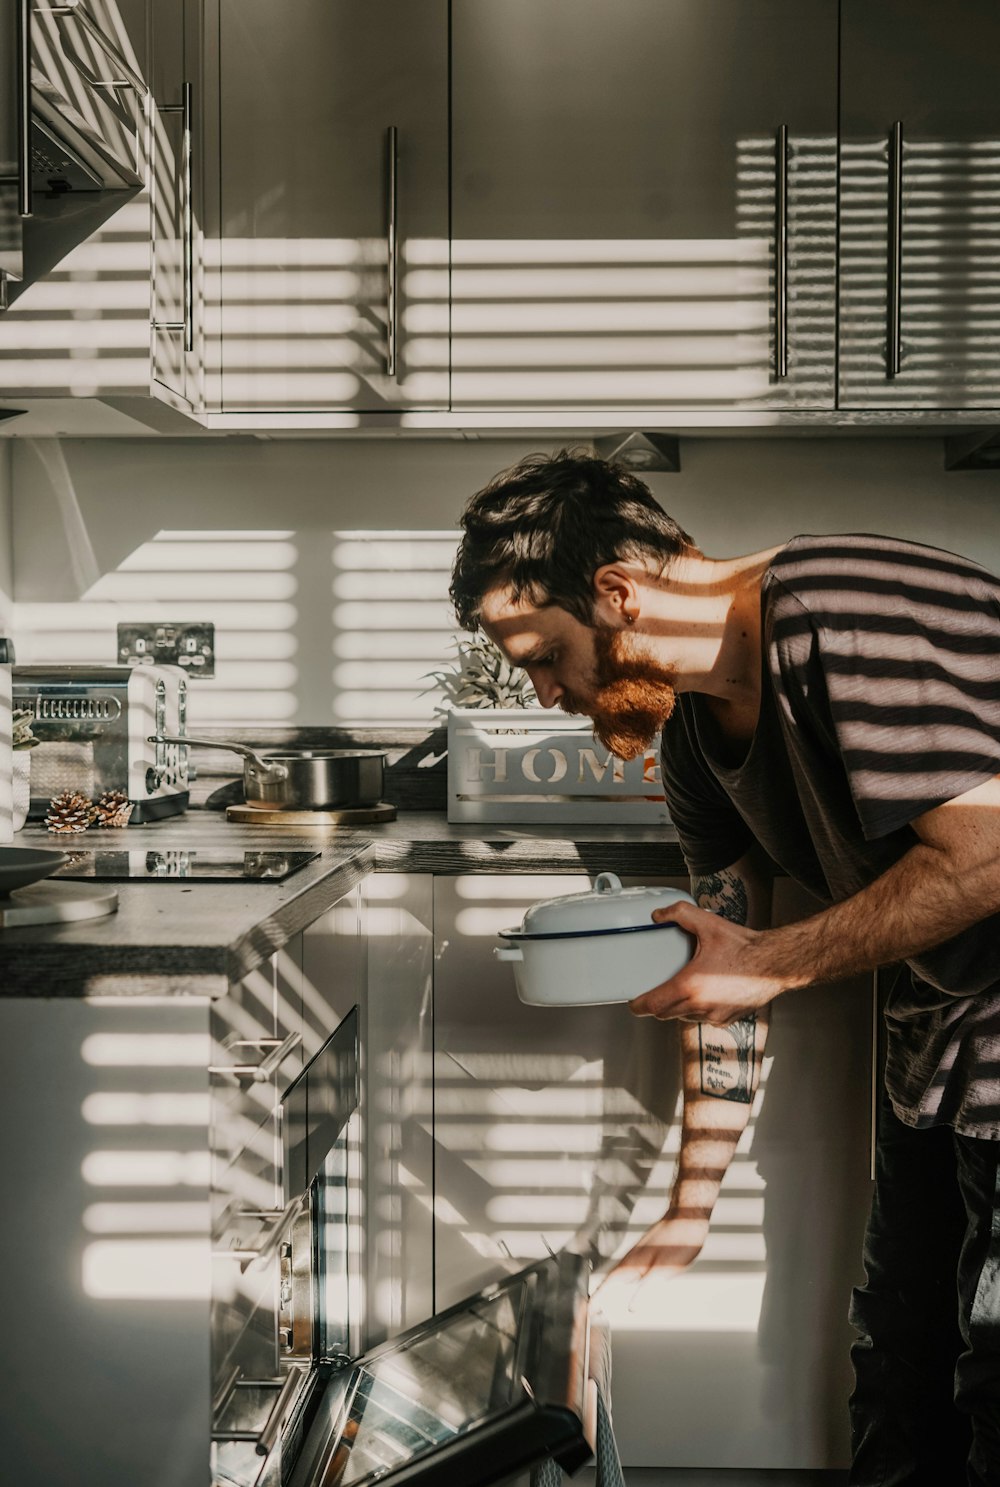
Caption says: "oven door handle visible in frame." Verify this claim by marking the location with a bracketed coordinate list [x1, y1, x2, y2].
[213, 1191, 307, 1272]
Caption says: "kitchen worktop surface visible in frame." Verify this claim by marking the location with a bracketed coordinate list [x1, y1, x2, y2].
[1, 811, 686, 997]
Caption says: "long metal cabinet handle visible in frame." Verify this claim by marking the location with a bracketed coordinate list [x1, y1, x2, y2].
[211, 1369, 305, 1455]
[254, 1369, 303, 1457]
[213, 1191, 307, 1271]
[887, 120, 903, 379]
[386, 124, 398, 378]
[46, 2, 147, 94]
[180, 81, 193, 351]
[17, 0, 31, 217]
[152, 84, 194, 352]
[774, 124, 788, 379]
[208, 1031, 301, 1082]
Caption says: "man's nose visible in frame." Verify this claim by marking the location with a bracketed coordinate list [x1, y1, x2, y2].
[531, 672, 563, 709]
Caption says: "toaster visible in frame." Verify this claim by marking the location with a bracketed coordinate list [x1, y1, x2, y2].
[13, 664, 190, 822]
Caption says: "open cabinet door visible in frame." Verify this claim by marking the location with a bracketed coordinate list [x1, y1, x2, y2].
[287, 1252, 594, 1487]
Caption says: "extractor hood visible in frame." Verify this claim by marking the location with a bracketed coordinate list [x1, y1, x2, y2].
[0, 0, 144, 308]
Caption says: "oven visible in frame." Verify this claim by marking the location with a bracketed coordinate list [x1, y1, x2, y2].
[210, 1009, 596, 1487]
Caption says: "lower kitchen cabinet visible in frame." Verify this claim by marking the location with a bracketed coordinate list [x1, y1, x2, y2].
[0, 992, 213, 1487]
[301, 873, 434, 1350]
[0, 891, 365, 1487]
[358, 872, 434, 1343]
[432, 873, 874, 1471]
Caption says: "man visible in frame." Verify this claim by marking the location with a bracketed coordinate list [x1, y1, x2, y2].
[450, 449, 1000, 1486]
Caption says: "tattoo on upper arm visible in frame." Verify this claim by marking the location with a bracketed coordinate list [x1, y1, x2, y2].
[693, 868, 749, 925]
[692, 867, 755, 1103]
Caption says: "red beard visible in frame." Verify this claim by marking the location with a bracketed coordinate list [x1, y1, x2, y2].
[562, 623, 678, 761]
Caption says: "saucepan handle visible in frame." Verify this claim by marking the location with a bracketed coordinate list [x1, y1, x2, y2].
[148, 733, 286, 780]
[494, 946, 523, 963]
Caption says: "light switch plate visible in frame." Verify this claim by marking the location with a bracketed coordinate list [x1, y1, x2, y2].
[118, 621, 215, 677]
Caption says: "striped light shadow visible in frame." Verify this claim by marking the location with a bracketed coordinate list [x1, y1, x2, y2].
[77, 998, 213, 1303]
[330, 530, 461, 725]
[449, 129, 837, 412]
[213, 237, 449, 411]
[840, 136, 1000, 405]
[0, 196, 151, 396]
[433, 874, 771, 1330]
[16, 531, 300, 726]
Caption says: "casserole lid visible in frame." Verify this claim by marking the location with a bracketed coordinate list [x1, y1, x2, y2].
[500, 872, 693, 940]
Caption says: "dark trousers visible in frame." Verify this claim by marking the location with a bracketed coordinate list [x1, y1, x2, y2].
[849, 1092, 1000, 1486]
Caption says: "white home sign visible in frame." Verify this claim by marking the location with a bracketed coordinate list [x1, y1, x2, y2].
[447, 708, 669, 824]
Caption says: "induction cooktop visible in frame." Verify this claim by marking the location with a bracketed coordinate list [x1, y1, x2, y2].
[52, 849, 321, 882]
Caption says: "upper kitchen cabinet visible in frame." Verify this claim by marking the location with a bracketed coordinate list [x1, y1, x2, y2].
[450, 0, 838, 415]
[150, 0, 204, 413]
[213, 0, 449, 416]
[839, 0, 1000, 409]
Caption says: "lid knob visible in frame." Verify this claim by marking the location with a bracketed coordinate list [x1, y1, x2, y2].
[593, 872, 622, 895]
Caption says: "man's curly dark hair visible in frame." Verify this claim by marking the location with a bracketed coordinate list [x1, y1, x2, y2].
[450, 449, 694, 630]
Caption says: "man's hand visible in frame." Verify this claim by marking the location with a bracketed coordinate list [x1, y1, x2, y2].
[593, 1211, 710, 1304]
[629, 900, 790, 1026]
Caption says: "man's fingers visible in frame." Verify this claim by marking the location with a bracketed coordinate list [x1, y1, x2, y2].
[651, 900, 702, 929]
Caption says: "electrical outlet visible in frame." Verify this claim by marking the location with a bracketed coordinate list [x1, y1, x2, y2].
[118, 622, 216, 677]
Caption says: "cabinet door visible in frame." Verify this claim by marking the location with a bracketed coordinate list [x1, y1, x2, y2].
[0, 0, 25, 295]
[151, 0, 203, 410]
[839, 0, 1000, 408]
[452, 0, 837, 413]
[433, 873, 872, 1470]
[217, 0, 448, 414]
[363, 875, 434, 1346]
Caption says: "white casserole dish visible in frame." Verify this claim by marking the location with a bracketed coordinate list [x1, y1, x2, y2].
[495, 871, 696, 1006]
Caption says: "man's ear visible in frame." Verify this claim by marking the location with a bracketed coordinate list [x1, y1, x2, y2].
[593, 563, 640, 625]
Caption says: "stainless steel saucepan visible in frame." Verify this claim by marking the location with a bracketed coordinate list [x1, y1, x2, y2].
[150, 735, 386, 811]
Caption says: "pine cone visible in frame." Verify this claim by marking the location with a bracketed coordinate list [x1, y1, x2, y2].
[45, 790, 98, 833]
[94, 789, 134, 828]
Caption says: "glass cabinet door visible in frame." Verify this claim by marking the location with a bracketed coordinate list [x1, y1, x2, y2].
[451, 0, 838, 414]
[217, 0, 448, 415]
[839, 0, 1000, 409]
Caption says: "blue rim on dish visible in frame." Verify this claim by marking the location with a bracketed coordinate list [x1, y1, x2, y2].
[498, 920, 680, 943]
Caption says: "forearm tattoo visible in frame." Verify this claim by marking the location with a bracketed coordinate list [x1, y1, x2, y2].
[692, 868, 756, 1105]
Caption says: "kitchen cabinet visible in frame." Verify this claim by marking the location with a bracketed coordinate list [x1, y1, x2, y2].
[433, 873, 873, 1471]
[838, 0, 1000, 409]
[360, 873, 434, 1343]
[450, 0, 838, 415]
[213, 0, 449, 416]
[301, 875, 434, 1351]
[0, 0, 151, 398]
[0, 897, 361, 1487]
[150, 0, 204, 412]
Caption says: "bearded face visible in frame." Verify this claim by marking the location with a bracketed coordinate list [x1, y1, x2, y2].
[561, 621, 678, 760]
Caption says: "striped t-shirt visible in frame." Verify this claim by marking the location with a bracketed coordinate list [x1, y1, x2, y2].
[661, 532, 1000, 1138]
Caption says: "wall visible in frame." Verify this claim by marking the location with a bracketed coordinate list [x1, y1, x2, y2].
[8, 434, 1000, 726]
[0, 442, 13, 634]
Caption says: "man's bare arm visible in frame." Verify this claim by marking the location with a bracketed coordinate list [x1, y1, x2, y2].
[630, 774, 1000, 1026]
[597, 848, 772, 1286]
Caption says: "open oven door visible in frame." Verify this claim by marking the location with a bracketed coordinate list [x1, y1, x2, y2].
[285, 1249, 594, 1487]
[211, 1007, 595, 1487]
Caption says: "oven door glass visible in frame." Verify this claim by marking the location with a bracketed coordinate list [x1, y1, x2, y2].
[288, 1251, 593, 1487]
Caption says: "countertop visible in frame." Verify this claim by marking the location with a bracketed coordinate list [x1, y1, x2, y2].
[1, 811, 686, 997]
